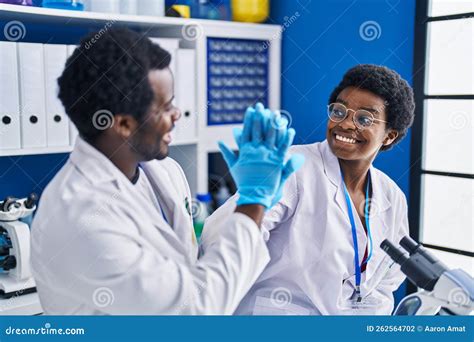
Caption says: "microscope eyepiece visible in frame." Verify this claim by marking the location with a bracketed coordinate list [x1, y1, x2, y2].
[381, 239, 409, 265]
[400, 236, 420, 254]
[382, 236, 449, 291]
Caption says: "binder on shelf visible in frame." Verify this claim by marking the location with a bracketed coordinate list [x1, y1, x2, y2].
[67, 45, 79, 146]
[0, 42, 21, 150]
[18, 43, 47, 149]
[44, 44, 70, 147]
[148, 38, 180, 76]
[66, 44, 77, 59]
[175, 49, 197, 142]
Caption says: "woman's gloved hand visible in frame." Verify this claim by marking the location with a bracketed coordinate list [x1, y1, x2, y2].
[218, 103, 305, 209]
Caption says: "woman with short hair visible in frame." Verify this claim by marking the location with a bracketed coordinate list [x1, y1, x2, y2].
[203, 64, 416, 315]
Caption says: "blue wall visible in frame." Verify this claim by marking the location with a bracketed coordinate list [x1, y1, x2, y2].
[1, 1, 416, 200]
[270, 0, 416, 304]
[0, 154, 69, 199]
[0, 0, 415, 306]
[270, 0, 416, 197]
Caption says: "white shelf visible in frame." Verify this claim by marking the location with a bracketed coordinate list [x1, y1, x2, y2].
[0, 139, 200, 157]
[0, 3, 282, 194]
[171, 139, 198, 146]
[0, 145, 73, 157]
[0, 3, 279, 32]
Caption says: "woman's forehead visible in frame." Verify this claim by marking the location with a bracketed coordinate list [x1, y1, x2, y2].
[337, 86, 387, 113]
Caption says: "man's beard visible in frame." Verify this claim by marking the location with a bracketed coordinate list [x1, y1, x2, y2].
[129, 134, 168, 161]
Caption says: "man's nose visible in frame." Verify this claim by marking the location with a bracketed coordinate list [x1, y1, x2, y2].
[172, 107, 182, 122]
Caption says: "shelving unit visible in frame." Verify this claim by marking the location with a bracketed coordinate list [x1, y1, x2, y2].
[0, 145, 72, 157]
[0, 3, 282, 195]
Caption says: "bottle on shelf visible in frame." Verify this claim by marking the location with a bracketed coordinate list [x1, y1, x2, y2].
[193, 193, 213, 241]
[165, 0, 191, 18]
[119, 0, 137, 15]
[0, 0, 33, 6]
[215, 181, 231, 208]
[231, 0, 269, 23]
[42, 0, 84, 10]
[89, 0, 119, 13]
[136, 0, 165, 16]
[194, 0, 231, 20]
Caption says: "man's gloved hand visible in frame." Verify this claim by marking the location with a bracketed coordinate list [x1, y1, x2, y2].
[218, 103, 305, 209]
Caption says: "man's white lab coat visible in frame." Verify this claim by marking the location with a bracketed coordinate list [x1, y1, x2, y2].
[30, 137, 269, 315]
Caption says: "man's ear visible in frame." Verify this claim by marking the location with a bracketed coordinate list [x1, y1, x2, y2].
[112, 114, 139, 139]
[383, 129, 399, 147]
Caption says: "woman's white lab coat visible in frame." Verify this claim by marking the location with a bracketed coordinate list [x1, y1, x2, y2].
[30, 137, 269, 315]
[202, 140, 408, 315]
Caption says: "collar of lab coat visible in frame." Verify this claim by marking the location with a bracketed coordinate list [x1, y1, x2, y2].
[320, 140, 393, 287]
[320, 139, 391, 216]
[69, 137, 196, 260]
[70, 136, 129, 188]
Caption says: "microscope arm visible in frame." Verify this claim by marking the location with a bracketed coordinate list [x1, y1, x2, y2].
[2, 221, 33, 281]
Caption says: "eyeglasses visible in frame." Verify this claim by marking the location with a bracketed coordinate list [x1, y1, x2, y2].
[327, 103, 387, 129]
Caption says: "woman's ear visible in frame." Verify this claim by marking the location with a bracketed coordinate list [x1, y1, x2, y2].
[383, 129, 399, 147]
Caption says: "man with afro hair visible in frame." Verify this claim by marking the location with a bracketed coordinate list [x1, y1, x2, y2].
[30, 27, 301, 315]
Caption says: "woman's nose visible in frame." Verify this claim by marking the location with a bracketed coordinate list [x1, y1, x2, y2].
[339, 110, 357, 130]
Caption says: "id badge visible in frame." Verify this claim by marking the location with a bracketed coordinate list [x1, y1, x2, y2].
[337, 290, 383, 314]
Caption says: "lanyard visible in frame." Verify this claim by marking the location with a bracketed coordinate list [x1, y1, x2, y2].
[341, 169, 373, 301]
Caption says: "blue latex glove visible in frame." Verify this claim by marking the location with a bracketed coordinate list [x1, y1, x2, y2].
[218, 104, 305, 209]
[233, 103, 289, 151]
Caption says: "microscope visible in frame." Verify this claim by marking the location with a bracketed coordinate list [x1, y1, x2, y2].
[381, 236, 473, 315]
[0, 194, 43, 315]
